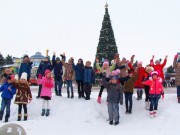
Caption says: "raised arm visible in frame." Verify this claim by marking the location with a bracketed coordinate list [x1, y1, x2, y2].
[161, 55, 168, 68]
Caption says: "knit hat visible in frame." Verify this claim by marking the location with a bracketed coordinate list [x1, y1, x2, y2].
[115, 69, 120, 75]
[122, 57, 126, 61]
[45, 56, 50, 61]
[56, 57, 60, 61]
[137, 61, 142, 65]
[21, 72, 27, 80]
[45, 69, 51, 75]
[151, 71, 158, 76]
[103, 61, 109, 66]
[110, 75, 119, 80]
[155, 60, 160, 64]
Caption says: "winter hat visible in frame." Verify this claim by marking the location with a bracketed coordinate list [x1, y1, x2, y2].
[151, 71, 158, 76]
[103, 61, 109, 66]
[146, 66, 154, 72]
[115, 69, 120, 75]
[111, 71, 117, 76]
[137, 61, 142, 65]
[45, 56, 50, 61]
[122, 57, 126, 61]
[21, 72, 27, 80]
[155, 60, 160, 64]
[110, 75, 119, 80]
[56, 57, 60, 61]
[23, 54, 29, 59]
[45, 69, 51, 75]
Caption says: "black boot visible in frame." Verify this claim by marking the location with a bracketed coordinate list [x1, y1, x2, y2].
[114, 121, 119, 125]
[41, 109, 45, 116]
[137, 90, 140, 100]
[5, 118, 8, 122]
[0, 112, 3, 120]
[178, 97, 180, 103]
[71, 91, 74, 99]
[17, 114, 21, 121]
[109, 121, 113, 125]
[24, 114, 28, 121]
[139, 90, 143, 100]
[67, 90, 70, 98]
[128, 108, 132, 114]
[46, 109, 50, 116]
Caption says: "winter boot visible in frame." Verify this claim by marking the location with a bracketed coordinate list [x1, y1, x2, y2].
[0, 112, 3, 120]
[145, 102, 149, 110]
[139, 90, 143, 100]
[136, 90, 140, 100]
[114, 121, 119, 125]
[24, 114, 28, 121]
[17, 114, 21, 121]
[149, 111, 154, 118]
[178, 97, 180, 103]
[109, 121, 113, 125]
[153, 110, 157, 117]
[71, 91, 74, 99]
[128, 108, 132, 114]
[97, 96, 101, 104]
[125, 110, 129, 114]
[85, 94, 90, 100]
[46, 109, 50, 116]
[5, 118, 8, 122]
[59, 89, 62, 96]
[67, 90, 70, 98]
[41, 109, 45, 116]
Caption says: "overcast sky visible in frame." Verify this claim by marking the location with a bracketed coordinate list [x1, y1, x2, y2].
[0, 0, 180, 67]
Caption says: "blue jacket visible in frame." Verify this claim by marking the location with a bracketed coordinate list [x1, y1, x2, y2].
[37, 61, 52, 76]
[84, 67, 95, 84]
[18, 62, 33, 79]
[0, 82, 16, 99]
[73, 63, 84, 81]
[52, 55, 63, 80]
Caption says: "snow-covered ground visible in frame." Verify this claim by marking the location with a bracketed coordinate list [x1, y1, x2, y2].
[0, 88, 179, 135]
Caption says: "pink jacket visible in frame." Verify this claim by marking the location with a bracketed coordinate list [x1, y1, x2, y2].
[143, 79, 164, 95]
[38, 77, 54, 97]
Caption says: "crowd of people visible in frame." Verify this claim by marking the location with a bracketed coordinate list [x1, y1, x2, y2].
[0, 52, 180, 126]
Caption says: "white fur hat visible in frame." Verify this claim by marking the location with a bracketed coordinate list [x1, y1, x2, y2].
[21, 72, 27, 80]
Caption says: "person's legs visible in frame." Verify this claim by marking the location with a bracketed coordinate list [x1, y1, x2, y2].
[76, 80, 81, 97]
[129, 93, 133, 113]
[54, 79, 59, 95]
[67, 80, 70, 98]
[69, 80, 74, 98]
[5, 99, 11, 122]
[113, 103, 119, 125]
[18, 104, 22, 121]
[124, 93, 129, 113]
[97, 85, 105, 103]
[80, 80, 84, 97]
[58, 80, 63, 96]
[177, 86, 180, 103]
[23, 104, 28, 121]
[0, 98, 6, 120]
[37, 85, 42, 98]
[108, 102, 113, 124]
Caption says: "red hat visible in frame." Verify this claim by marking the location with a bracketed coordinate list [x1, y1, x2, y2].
[151, 71, 158, 76]
[45, 70, 51, 75]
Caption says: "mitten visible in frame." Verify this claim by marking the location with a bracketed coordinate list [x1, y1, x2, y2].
[161, 92, 164, 99]
[38, 74, 42, 79]
[174, 54, 178, 59]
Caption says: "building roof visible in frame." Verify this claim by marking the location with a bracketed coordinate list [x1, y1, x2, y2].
[30, 52, 45, 59]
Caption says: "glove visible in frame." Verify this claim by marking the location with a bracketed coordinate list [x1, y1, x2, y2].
[38, 74, 42, 79]
[161, 92, 164, 99]
[120, 102, 123, 105]
[28, 98, 32, 103]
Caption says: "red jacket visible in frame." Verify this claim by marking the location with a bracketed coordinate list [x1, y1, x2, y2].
[150, 59, 167, 80]
[143, 78, 164, 94]
[134, 67, 145, 88]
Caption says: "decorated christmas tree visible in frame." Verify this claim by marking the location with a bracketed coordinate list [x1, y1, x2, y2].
[94, 3, 118, 66]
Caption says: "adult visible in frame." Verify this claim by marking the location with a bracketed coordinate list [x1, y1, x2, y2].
[73, 58, 85, 98]
[0, 68, 13, 83]
[150, 55, 168, 81]
[173, 54, 180, 103]
[134, 61, 145, 100]
[18, 55, 33, 81]
[36, 56, 52, 98]
[52, 52, 63, 96]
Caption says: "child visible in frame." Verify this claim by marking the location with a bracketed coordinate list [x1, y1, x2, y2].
[123, 69, 138, 114]
[0, 76, 16, 122]
[83, 61, 95, 100]
[38, 70, 54, 116]
[102, 72, 123, 125]
[95, 58, 116, 104]
[143, 66, 154, 110]
[142, 71, 164, 118]
[173, 54, 180, 103]
[11, 72, 32, 121]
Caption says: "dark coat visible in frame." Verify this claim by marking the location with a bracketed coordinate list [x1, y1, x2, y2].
[0, 82, 16, 99]
[123, 72, 138, 93]
[18, 62, 33, 79]
[37, 61, 52, 76]
[83, 67, 95, 84]
[11, 80, 32, 104]
[73, 63, 84, 81]
[52, 55, 63, 80]
[102, 79, 123, 104]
